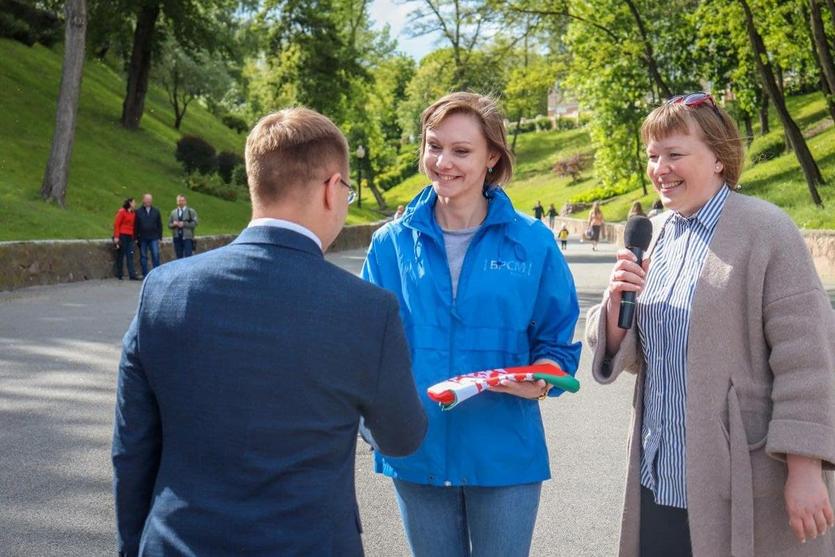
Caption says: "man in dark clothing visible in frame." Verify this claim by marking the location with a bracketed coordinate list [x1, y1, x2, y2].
[134, 193, 162, 277]
[533, 200, 545, 221]
[112, 108, 427, 557]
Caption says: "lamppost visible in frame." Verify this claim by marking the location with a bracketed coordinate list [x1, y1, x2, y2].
[355, 144, 365, 208]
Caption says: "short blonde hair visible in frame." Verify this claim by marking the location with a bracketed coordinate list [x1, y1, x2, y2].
[245, 108, 348, 206]
[418, 92, 513, 187]
[641, 99, 745, 187]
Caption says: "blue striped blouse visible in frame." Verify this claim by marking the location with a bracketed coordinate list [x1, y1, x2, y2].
[637, 185, 729, 509]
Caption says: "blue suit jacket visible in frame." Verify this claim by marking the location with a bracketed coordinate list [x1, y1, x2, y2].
[112, 226, 427, 556]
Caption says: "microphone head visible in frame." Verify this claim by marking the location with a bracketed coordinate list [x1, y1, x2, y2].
[624, 215, 653, 251]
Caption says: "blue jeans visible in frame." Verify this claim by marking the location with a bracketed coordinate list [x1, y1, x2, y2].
[114, 234, 137, 279]
[173, 236, 193, 259]
[393, 479, 542, 557]
[139, 239, 160, 276]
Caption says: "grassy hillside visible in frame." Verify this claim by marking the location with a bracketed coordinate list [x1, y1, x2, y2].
[2, 37, 832, 241]
[383, 92, 835, 229]
[0, 38, 385, 241]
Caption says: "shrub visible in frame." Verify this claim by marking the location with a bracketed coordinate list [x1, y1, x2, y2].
[217, 151, 244, 184]
[175, 135, 216, 175]
[232, 165, 248, 187]
[377, 151, 418, 191]
[508, 119, 537, 135]
[222, 114, 249, 134]
[578, 113, 592, 127]
[748, 133, 785, 164]
[0, 0, 61, 47]
[569, 177, 636, 204]
[555, 117, 578, 131]
[553, 153, 589, 183]
[184, 173, 238, 201]
[534, 116, 554, 131]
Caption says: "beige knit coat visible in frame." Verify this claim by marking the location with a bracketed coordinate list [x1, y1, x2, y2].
[585, 192, 835, 556]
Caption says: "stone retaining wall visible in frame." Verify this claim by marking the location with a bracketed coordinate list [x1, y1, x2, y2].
[554, 216, 835, 282]
[3, 219, 834, 291]
[0, 221, 386, 292]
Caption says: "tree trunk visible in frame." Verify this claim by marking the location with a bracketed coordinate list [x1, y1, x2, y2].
[634, 124, 647, 195]
[41, 0, 87, 207]
[174, 101, 190, 130]
[624, 0, 671, 98]
[743, 112, 754, 146]
[120, 3, 160, 129]
[775, 63, 785, 97]
[738, 0, 824, 207]
[365, 160, 387, 209]
[759, 88, 770, 134]
[804, 1, 835, 122]
[810, 0, 835, 95]
[511, 112, 523, 153]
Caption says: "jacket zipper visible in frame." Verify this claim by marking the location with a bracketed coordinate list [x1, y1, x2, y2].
[442, 223, 491, 486]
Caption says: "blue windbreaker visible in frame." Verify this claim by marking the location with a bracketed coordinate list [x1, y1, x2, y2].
[362, 185, 581, 487]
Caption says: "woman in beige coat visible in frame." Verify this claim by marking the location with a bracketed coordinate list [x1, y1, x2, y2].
[585, 93, 835, 556]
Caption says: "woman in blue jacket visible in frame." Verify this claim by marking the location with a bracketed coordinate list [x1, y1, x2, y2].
[362, 92, 581, 557]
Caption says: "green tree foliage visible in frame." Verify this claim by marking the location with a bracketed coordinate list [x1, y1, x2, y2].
[253, 0, 368, 125]
[401, 0, 495, 89]
[83, 0, 240, 129]
[153, 36, 232, 129]
[562, 0, 662, 195]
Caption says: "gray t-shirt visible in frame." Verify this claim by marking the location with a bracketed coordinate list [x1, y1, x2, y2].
[442, 225, 480, 300]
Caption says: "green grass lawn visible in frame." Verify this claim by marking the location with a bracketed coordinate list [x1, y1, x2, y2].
[382, 92, 835, 229]
[0, 38, 386, 241]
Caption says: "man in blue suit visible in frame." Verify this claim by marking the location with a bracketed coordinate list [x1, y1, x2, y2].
[112, 107, 427, 557]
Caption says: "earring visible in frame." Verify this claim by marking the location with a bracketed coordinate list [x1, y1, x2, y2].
[487, 167, 494, 174]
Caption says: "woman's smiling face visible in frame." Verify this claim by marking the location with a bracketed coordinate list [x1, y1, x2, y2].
[422, 112, 498, 204]
[646, 119, 725, 217]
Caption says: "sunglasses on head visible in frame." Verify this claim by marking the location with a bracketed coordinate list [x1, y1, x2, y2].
[666, 92, 720, 114]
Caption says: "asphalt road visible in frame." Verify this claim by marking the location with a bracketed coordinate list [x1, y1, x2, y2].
[1, 238, 832, 556]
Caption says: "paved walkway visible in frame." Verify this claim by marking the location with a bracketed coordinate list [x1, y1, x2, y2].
[1, 239, 832, 556]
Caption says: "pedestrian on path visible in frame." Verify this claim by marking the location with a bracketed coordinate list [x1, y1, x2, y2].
[627, 201, 645, 218]
[558, 224, 569, 250]
[585, 92, 835, 557]
[134, 193, 162, 277]
[586, 201, 604, 251]
[168, 194, 198, 258]
[547, 203, 558, 229]
[362, 92, 581, 557]
[647, 198, 664, 218]
[112, 198, 139, 280]
[533, 200, 545, 221]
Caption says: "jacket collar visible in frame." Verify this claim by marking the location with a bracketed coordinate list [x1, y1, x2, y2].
[401, 185, 519, 240]
[231, 225, 323, 257]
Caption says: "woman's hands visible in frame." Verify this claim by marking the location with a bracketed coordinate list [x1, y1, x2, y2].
[784, 455, 834, 543]
[488, 359, 556, 400]
[604, 249, 650, 355]
[489, 378, 550, 400]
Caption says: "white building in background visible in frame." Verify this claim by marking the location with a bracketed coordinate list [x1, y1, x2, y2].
[548, 84, 579, 119]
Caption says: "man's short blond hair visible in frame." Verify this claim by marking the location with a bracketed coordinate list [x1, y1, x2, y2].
[245, 108, 348, 206]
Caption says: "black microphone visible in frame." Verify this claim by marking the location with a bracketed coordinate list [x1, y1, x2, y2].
[618, 215, 653, 330]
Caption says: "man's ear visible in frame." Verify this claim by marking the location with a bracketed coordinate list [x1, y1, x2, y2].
[322, 172, 340, 212]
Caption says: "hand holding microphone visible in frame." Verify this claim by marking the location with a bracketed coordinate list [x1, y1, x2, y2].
[606, 215, 653, 330]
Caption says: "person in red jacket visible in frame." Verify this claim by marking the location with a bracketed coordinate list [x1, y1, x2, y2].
[113, 198, 140, 280]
